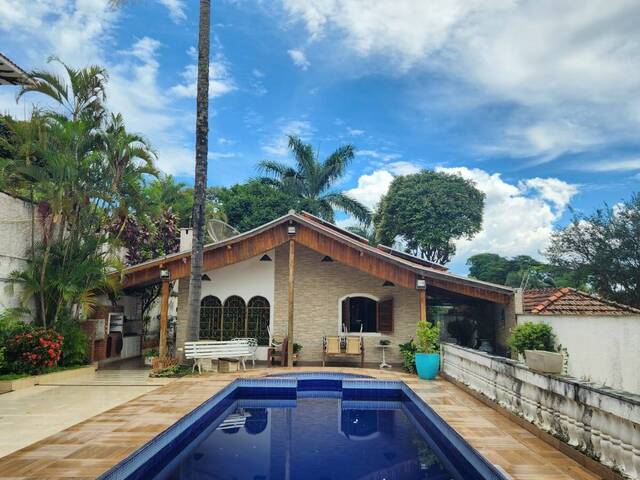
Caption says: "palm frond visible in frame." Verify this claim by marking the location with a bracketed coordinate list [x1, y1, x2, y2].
[323, 192, 371, 224]
[318, 144, 354, 191]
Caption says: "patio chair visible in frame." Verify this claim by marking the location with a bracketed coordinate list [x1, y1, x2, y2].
[231, 337, 258, 367]
[323, 335, 364, 367]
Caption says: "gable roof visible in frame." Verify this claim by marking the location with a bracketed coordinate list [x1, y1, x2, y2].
[0, 53, 30, 86]
[523, 288, 640, 316]
[122, 210, 514, 304]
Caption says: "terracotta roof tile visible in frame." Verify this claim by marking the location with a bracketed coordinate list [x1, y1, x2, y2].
[523, 288, 640, 316]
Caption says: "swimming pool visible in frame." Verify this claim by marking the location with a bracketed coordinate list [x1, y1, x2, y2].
[100, 374, 506, 480]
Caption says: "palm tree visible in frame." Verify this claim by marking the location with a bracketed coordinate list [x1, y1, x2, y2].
[186, 0, 212, 347]
[259, 136, 370, 224]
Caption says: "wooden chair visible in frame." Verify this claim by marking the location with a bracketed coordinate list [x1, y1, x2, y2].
[322, 335, 364, 367]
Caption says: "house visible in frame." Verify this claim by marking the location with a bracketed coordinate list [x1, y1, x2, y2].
[0, 52, 30, 86]
[120, 211, 516, 366]
[519, 287, 640, 393]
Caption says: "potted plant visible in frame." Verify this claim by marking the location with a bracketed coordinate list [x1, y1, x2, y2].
[508, 322, 562, 374]
[292, 343, 302, 364]
[414, 320, 441, 380]
[144, 348, 159, 366]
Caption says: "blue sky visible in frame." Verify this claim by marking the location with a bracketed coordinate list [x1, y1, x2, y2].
[1, 1, 639, 273]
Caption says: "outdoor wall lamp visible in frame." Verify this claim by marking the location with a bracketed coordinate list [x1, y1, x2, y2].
[160, 269, 170, 280]
[287, 224, 296, 235]
[416, 278, 427, 290]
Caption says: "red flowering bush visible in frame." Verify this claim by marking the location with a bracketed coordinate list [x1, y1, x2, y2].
[4, 327, 64, 374]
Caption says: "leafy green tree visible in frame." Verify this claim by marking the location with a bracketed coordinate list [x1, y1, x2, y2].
[347, 223, 379, 246]
[213, 180, 298, 232]
[259, 136, 370, 224]
[467, 253, 587, 289]
[546, 194, 640, 307]
[375, 170, 484, 264]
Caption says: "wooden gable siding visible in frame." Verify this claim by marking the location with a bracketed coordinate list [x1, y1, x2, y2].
[295, 224, 417, 289]
[295, 224, 510, 303]
[123, 225, 289, 288]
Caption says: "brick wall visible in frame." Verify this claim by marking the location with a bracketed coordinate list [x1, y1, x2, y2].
[273, 243, 420, 365]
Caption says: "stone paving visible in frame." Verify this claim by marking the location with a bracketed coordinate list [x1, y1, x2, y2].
[0, 367, 600, 480]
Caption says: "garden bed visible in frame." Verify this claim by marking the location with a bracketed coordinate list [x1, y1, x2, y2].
[0, 364, 96, 394]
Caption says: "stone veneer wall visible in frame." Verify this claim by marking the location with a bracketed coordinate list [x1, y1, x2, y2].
[442, 343, 640, 479]
[273, 243, 420, 365]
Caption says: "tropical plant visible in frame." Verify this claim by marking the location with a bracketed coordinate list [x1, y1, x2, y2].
[142, 175, 194, 227]
[259, 136, 370, 223]
[415, 320, 441, 354]
[508, 322, 556, 356]
[347, 223, 378, 246]
[375, 170, 484, 264]
[399, 339, 417, 373]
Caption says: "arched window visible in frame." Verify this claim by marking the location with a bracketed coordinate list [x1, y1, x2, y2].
[247, 296, 270, 346]
[200, 296, 222, 339]
[223, 296, 246, 340]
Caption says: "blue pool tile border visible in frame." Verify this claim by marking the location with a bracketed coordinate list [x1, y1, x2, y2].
[98, 374, 508, 480]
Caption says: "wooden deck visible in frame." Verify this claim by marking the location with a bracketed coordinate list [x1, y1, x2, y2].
[0, 367, 600, 480]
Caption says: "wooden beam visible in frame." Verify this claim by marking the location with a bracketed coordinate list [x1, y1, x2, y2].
[419, 288, 427, 323]
[159, 279, 170, 358]
[287, 239, 295, 367]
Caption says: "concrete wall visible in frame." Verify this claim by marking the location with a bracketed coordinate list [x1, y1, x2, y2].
[442, 343, 640, 479]
[0, 192, 40, 316]
[519, 313, 640, 394]
[273, 243, 420, 365]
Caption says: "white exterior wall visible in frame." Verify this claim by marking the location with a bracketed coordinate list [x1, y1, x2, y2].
[519, 314, 640, 394]
[200, 250, 275, 360]
[0, 192, 40, 316]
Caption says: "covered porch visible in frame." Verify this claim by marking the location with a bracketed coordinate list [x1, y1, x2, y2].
[119, 211, 515, 367]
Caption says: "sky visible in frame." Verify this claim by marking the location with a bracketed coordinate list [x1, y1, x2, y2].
[1, 0, 639, 273]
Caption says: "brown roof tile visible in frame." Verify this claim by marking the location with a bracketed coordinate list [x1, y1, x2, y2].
[523, 287, 640, 316]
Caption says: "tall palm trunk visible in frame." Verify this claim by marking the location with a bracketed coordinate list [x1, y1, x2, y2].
[186, 0, 211, 349]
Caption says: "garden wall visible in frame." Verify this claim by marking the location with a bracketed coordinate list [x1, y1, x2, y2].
[519, 313, 640, 394]
[442, 343, 640, 479]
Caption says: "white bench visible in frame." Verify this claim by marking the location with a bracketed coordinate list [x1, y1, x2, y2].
[185, 339, 254, 373]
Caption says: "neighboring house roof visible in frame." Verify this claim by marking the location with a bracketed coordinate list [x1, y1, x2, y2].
[122, 210, 514, 304]
[0, 53, 30, 86]
[523, 287, 640, 316]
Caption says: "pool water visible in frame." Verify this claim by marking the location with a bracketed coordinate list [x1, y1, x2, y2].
[163, 396, 453, 480]
[101, 376, 505, 480]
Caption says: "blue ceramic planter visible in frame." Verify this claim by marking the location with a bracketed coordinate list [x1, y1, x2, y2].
[415, 353, 440, 380]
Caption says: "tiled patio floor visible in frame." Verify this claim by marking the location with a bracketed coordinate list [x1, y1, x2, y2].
[0, 367, 600, 480]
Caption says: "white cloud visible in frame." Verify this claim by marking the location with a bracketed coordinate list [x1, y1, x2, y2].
[347, 127, 364, 136]
[356, 149, 401, 163]
[157, 0, 186, 23]
[262, 119, 315, 156]
[345, 170, 395, 210]
[282, 0, 640, 162]
[579, 158, 640, 172]
[287, 48, 310, 70]
[388, 161, 420, 176]
[170, 58, 236, 98]
[437, 167, 578, 262]
[208, 151, 237, 160]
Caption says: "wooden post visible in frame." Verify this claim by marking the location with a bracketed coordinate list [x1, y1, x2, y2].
[287, 239, 295, 367]
[159, 279, 170, 359]
[419, 288, 427, 323]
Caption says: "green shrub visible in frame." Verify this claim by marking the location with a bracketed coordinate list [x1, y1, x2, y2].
[416, 320, 441, 354]
[508, 322, 556, 355]
[56, 320, 88, 366]
[399, 340, 417, 373]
